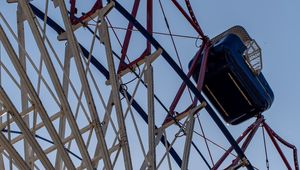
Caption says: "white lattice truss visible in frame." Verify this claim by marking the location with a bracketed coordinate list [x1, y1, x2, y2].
[0, 1, 215, 169]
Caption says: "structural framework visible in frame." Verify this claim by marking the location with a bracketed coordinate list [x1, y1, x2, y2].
[0, 0, 298, 169]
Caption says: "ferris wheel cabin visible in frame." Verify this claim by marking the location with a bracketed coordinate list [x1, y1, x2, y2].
[190, 26, 274, 125]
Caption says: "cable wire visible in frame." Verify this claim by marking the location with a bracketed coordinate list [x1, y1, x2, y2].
[1, 129, 83, 161]
[158, 0, 194, 102]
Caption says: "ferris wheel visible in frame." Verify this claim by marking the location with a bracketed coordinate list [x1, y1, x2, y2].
[0, 0, 298, 170]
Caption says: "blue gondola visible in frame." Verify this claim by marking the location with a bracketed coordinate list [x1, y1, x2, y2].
[190, 32, 274, 125]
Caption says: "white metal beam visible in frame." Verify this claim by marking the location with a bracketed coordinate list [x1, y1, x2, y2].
[55, 0, 114, 169]
[145, 57, 156, 169]
[57, 2, 114, 41]
[55, 43, 72, 170]
[17, 1, 96, 169]
[140, 103, 205, 169]
[181, 114, 196, 170]
[0, 23, 71, 169]
[0, 109, 60, 152]
[0, 153, 4, 170]
[0, 25, 59, 170]
[0, 100, 5, 170]
[0, 131, 30, 170]
[0, 107, 35, 131]
[93, 93, 114, 167]
[33, 124, 93, 161]
[0, 87, 54, 170]
[17, 5, 32, 168]
[98, 11, 133, 170]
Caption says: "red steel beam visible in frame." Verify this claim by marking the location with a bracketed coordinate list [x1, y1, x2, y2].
[192, 43, 211, 106]
[118, 0, 141, 72]
[168, 42, 206, 114]
[263, 122, 292, 170]
[171, 0, 206, 39]
[212, 117, 264, 170]
[227, 118, 262, 168]
[264, 122, 298, 170]
[69, 0, 103, 25]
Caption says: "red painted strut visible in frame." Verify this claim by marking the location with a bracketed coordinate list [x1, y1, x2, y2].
[69, 0, 103, 25]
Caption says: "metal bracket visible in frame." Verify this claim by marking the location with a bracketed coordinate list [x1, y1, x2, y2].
[226, 157, 250, 170]
[120, 48, 162, 78]
[6, 0, 17, 3]
[157, 102, 206, 133]
[105, 48, 162, 85]
[52, 0, 59, 8]
[57, 2, 115, 41]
